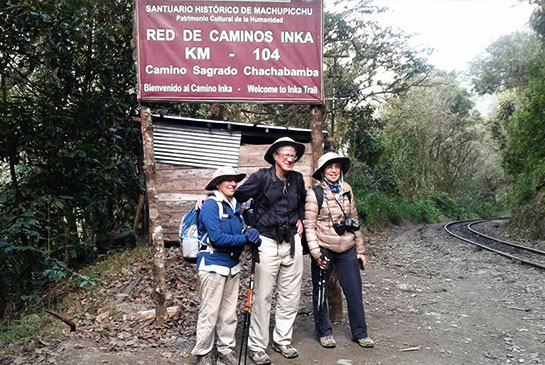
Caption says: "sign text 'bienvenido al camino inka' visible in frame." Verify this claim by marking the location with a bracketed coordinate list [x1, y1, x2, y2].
[136, 0, 324, 104]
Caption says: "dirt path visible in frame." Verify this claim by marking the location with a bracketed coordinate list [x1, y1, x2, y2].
[5, 222, 544, 364]
[287, 223, 544, 365]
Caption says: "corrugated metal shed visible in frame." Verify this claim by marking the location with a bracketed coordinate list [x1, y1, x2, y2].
[153, 123, 241, 169]
[150, 114, 330, 241]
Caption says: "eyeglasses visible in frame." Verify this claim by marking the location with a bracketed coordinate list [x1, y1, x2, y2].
[277, 153, 296, 160]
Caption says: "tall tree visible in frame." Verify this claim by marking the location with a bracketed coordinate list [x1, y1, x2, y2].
[380, 73, 489, 199]
[0, 0, 141, 310]
[222, 0, 431, 146]
[323, 0, 431, 146]
[470, 32, 543, 95]
[469, 2, 545, 237]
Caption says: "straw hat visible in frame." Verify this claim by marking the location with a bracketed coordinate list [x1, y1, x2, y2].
[312, 152, 351, 180]
[264, 137, 306, 165]
[205, 165, 246, 191]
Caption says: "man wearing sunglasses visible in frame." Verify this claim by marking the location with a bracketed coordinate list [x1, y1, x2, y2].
[234, 137, 307, 365]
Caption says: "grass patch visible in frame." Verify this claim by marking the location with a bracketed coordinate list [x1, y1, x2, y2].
[0, 314, 63, 355]
[0, 244, 153, 350]
[78, 244, 152, 284]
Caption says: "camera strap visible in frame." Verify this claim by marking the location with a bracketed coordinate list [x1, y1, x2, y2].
[324, 197, 346, 229]
[330, 192, 351, 220]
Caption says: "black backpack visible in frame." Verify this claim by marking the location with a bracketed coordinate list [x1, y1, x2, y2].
[243, 168, 310, 255]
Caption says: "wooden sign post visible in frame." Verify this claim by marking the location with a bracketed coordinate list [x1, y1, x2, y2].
[140, 106, 167, 326]
[311, 105, 325, 170]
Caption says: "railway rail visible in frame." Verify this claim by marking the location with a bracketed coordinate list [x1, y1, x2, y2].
[444, 219, 545, 270]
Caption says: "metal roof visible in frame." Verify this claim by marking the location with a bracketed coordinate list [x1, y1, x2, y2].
[153, 123, 241, 169]
[151, 114, 329, 143]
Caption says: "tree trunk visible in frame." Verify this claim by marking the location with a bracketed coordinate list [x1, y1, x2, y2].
[328, 266, 344, 323]
[140, 106, 166, 326]
[8, 151, 21, 204]
[310, 105, 324, 168]
[133, 193, 145, 237]
[3, 74, 22, 204]
[311, 105, 344, 321]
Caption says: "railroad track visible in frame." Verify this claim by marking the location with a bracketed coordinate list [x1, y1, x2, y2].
[444, 219, 545, 270]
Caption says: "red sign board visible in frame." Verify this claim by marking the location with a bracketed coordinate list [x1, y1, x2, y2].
[136, 0, 323, 104]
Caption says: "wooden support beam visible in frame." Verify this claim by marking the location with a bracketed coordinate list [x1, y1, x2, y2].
[310, 105, 324, 171]
[310, 104, 343, 322]
[140, 106, 167, 327]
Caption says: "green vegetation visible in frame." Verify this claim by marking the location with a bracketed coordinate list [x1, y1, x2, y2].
[469, 3, 545, 238]
[1, 0, 540, 321]
[0, 314, 62, 353]
[345, 72, 504, 226]
[0, 244, 152, 352]
[352, 183, 500, 226]
[0, 0, 143, 314]
[502, 62, 545, 235]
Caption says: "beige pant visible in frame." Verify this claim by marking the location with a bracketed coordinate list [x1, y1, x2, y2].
[248, 235, 303, 351]
[191, 270, 239, 356]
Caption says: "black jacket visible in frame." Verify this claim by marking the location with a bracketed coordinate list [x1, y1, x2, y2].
[235, 167, 306, 240]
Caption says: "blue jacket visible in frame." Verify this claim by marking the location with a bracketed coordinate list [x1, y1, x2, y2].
[197, 197, 247, 270]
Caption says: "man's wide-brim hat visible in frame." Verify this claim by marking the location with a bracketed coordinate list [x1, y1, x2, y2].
[264, 137, 306, 165]
[312, 151, 351, 180]
[205, 165, 246, 191]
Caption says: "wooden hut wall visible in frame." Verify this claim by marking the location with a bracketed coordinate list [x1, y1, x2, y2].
[156, 142, 312, 242]
[237, 143, 313, 187]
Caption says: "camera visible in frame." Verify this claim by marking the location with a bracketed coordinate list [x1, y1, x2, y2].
[333, 218, 360, 236]
[344, 218, 360, 232]
[276, 223, 292, 243]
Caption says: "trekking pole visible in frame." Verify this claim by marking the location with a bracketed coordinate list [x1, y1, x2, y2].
[238, 245, 260, 365]
[316, 250, 327, 335]
[317, 256, 326, 311]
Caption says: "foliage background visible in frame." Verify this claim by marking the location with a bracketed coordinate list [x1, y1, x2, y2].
[0, 0, 143, 312]
[3, 0, 543, 316]
[469, 2, 545, 239]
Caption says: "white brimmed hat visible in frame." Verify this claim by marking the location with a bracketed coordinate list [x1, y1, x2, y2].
[264, 137, 306, 165]
[205, 165, 246, 191]
[312, 152, 351, 180]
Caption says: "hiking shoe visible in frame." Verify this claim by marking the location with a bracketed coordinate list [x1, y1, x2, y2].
[272, 342, 299, 359]
[249, 350, 271, 365]
[355, 337, 375, 348]
[217, 351, 237, 365]
[319, 335, 336, 348]
[196, 352, 214, 365]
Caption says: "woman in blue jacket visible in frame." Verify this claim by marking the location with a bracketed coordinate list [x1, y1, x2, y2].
[191, 166, 261, 365]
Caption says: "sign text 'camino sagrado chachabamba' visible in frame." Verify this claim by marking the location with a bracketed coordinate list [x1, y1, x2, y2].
[137, 0, 323, 104]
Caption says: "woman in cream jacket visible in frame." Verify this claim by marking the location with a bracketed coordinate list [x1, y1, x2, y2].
[304, 152, 374, 350]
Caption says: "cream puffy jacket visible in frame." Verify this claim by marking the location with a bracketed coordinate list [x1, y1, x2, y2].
[304, 181, 365, 257]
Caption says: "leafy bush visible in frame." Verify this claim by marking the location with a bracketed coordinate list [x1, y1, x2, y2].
[501, 62, 545, 237]
[349, 163, 501, 226]
[0, 0, 142, 313]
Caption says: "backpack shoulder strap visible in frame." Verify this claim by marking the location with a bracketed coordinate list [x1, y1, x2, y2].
[262, 167, 274, 194]
[254, 168, 273, 207]
[207, 196, 224, 219]
[200, 197, 226, 250]
[312, 184, 324, 214]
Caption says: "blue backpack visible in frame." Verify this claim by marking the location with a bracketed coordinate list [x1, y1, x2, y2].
[179, 199, 223, 263]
